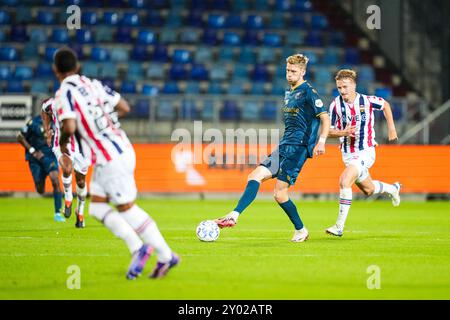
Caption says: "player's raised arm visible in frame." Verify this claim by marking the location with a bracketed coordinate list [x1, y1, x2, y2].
[313, 112, 331, 156]
[382, 101, 398, 142]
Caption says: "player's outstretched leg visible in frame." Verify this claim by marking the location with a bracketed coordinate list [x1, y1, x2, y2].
[373, 180, 401, 206]
[62, 173, 73, 218]
[120, 204, 179, 279]
[75, 172, 87, 228]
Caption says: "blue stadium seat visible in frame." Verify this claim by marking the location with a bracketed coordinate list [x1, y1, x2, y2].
[210, 66, 228, 81]
[305, 31, 323, 47]
[120, 81, 137, 94]
[226, 14, 242, 28]
[358, 65, 375, 82]
[36, 63, 53, 78]
[246, 15, 264, 29]
[110, 47, 129, 62]
[186, 10, 203, 27]
[99, 62, 118, 78]
[220, 100, 240, 120]
[227, 80, 246, 95]
[82, 62, 100, 78]
[374, 87, 392, 100]
[311, 14, 328, 30]
[285, 30, 304, 46]
[162, 82, 180, 94]
[156, 100, 176, 121]
[0, 64, 11, 80]
[185, 81, 201, 94]
[95, 26, 114, 42]
[0, 0, 17, 6]
[166, 12, 182, 28]
[190, 64, 208, 81]
[263, 33, 282, 47]
[207, 83, 224, 94]
[314, 67, 332, 85]
[271, 79, 287, 95]
[241, 101, 260, 121]
[274, 65, 286, 81]
[180, 99, 198, 119]
[29, 28, 47, 43]
[275, 0, 291, 11]
[150, 0, 169, 9]
[30, 81, 49, 94]
[127, 62, 144, 81]
[202, 29, 218, 45]
[82, 11, 98, 25]
[211, 0, 231, 10]
[10, 25, 28, 42]
[129, 0, 146, 8]
[0, 29, 6, 42]
[52, 28, 70, 43]
[14, 65, 33, 80]
[180, 29, 200, 44]
[132, 99, 150, 118]
[66, 0, 85, 5]
[190, 0, 206, 10]
[391, 101, 404, 121]
[293, 0, 313, 12]
[208, 14, 226, 29]
[201, 100, 215, 121]
[0, 10, 10, 25]
[44, 47, 58, 61]
[269, 12, 286, 29]
[131, 45, 150, 61]
[6, 80, 24, 93]
[141, 84, 159, 96]
[323, 48, 341, 65]
[116, 27, 132, 43]
[232, 63, 248, 80]
[329, 31, 345, 46]
[152, 45, 169, 62]
[122, 12, 140, 26]
[232, 0, 250, 11]
[91, 47, 110, 61]
[15, 7, 32, 23]
[137, 30, 157, 45]
[238, 46, 256, 64]
[172, 49, 192, 64]
[250, 82, 266, 95]
[147, 63, 165, 79]
[243, 30, 260, 45]
[194, 46, 213, 63]
[223, 31, 241, 46]
[290, 15, 306, 28]
[302, 51, 319, 65]
[37, 11, 55, 25]
[253, 0, 269, 10]
[261, 101, 278, 121]
[103, 12, 120, 25]
[169, 64, 188, 80]
[76, 29, 94, 43]
[159, 28, 178, 44]
[251, 64, 270, 82]
[345, 48, 360, 64]
[257, 47, 277, 64]
[147, 11, 165, 27]
[217, 46, 235, 62]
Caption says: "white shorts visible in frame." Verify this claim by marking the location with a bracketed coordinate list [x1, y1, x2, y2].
[89, 148, 137, 205]
[342, 147, 376, 183]
[53, 146, 89, 176]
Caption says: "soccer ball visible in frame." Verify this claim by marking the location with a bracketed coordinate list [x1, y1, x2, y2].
[196, 220, 220, 242]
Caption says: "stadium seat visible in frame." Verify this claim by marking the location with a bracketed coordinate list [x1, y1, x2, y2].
[227, 80, 246, 95]
[210, 66, 228, 81]
[127, 62, 144, 81]
[243, 30, 260, 45]
[217, 46, 235, 62]
[44, 47, 58, 61]
[263, 33, 282, 47]
[15, 7, 32, 23]
[186, 10, 203, 28]
[374, 87, 392, 100]
[122, 12, 139, 26]
[0, 10, 10, 25]
[172, 49, 192, 64]
[314, 67, 332, 85]
[14, 65, 33, 80]
[166, 12, 182, 28]
[157, 100, 176, 120]
[99, 63, 118, 78]
[76, 29, 94, 43]
[6, 80, 24, 93]
[251, 64, 270, 82]
[246, 14, 264, 29]
[269, 12, 286, 29]
[103, 12, 120, 25]
[241, 101, 260, 121]
[162, 82, 181, 94]
[81, 62, 100, 78]
[226, 14, 242, 28]
[275, 0, 291, 11]
[250, 82, 266, 95]
[137, 30, 157, 45]
[290, 15, 306, 28]
[201, 100, 215, 121]
[329, 31, 345, 46]
[220, 100, 240, 120]
[82, 11, 98, 25]
[36, 63, 53, 78]
[293, 0, 313, 12]
[180, 29, 200, 44]
[257, 47, 277, 64]
[271, 79, 287, 95]
[152, 45, 169, 62]
[30, 81, 49, 94]
[190, 64, 208, 81]
[120, 81, 137, 94]
[185, 81, 201, 94]
[305, 31, 323, 47]
[208, 14, 226, 29]
[95, 26, 114, 42]
[323, 48, 341, 65]
[141, 84, 159, 96]
[0, 64, 11, 80]
[169, 64, 188, 80]
[311, 14, 328, 30]
[357, 65, 375, 82]
[211, 0, 230, 10]
[345, 48, 360, 64]
[0, 29, 6, 42]
[180, 99, 198, 119]
[52, 28, 70, 43]
[202, 29, 218, 45]
[129, 0, 146, 8]
[223, 32, 241, 46]
[133, 99, 150, 118]
[261, 101, 278, 121]
[302, 51, 319, 65]
[207, 83, 224, 94]
[147, 11, 165, 27]
[0, 47, 18, 61]
[37, 11, 55, 25]
[131, 45, 150, 61]
[194, 46, 213, 63]
[91, 47, 110, 61]
[110, 47, 129, 62]
[10, 25, 28, 42]
[253, 0, 269, 10]
[116, 27, 132, 43]
[147, 63, 166, 79]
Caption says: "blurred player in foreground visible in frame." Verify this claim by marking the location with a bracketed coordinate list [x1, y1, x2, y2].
[326, 69, 401, 237]
[17, 115, 64, 222]
[215, 54, 331, 242]
[52, 47, 179, 279]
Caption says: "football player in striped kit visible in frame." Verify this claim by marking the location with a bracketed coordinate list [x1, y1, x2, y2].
[326, 69, 401, 237]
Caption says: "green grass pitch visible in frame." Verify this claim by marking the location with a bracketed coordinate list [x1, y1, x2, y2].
[0, 198, 449, 300]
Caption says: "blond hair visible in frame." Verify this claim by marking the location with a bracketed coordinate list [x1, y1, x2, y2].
[335, 69, 357, 82]
[286, 54, 309, 69]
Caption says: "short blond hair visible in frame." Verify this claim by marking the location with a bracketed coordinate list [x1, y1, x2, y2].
[335, 69, 357, 82]
[286, 54, 309, 69]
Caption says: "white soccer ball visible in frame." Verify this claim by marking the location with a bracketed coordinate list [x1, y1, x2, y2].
[196, 220, 220, 242]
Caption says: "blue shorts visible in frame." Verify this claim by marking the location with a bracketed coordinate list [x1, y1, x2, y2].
[28, 154, 59, 188]
[260, 144, 309, 186]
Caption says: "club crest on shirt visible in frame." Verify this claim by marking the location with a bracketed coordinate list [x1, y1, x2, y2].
[315, 99, 324, 108]
[295, 92, 303, 100]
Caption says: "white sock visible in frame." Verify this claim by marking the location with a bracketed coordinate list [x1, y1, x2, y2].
[373, 180, 397, 195]
[121, 205, 172, 263]
[336, 188, 352, 230]
[230, 211, 239, 221]
[89, 202, 142, 254]
[76, 184, 87, 216]
[62, 174, 73, 202]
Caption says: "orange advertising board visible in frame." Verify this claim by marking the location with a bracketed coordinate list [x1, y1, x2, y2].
[0, 143, 449, 194]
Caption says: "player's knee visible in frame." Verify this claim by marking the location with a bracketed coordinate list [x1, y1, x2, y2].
[36, 184, 45, 194]
[339, 176, 352, 189]
[273, 190, 288, 203]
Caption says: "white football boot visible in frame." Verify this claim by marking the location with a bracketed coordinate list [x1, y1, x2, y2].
[389, 182, 401, 207]
[291, 227, 309, 242]
[325, 224, 344, 237]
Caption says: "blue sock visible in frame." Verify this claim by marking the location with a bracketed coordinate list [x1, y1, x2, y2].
[233, 180, 260, 214]
[278, 199, 304, 230]
[54, 191, 62, 214]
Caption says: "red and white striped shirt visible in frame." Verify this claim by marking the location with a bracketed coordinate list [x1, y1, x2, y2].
[54, 74, 131, 165]
[329, 93, 385, 154]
